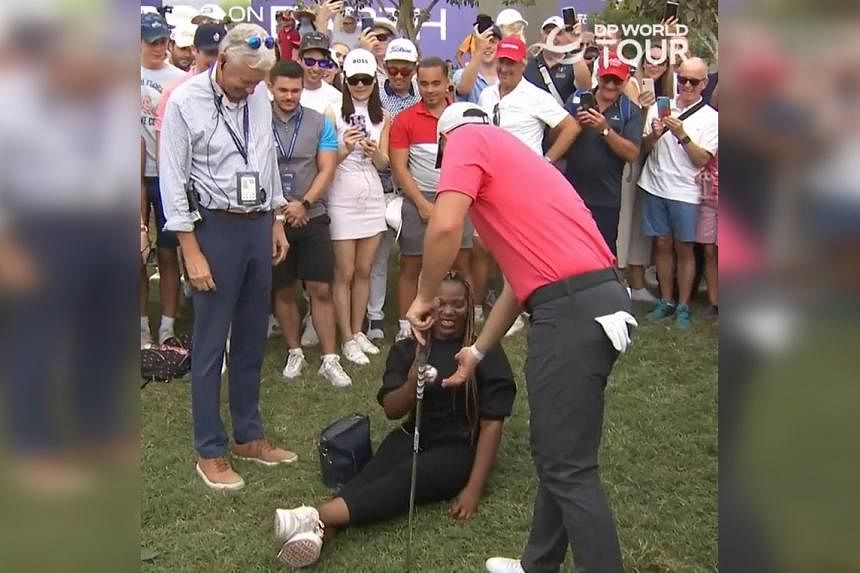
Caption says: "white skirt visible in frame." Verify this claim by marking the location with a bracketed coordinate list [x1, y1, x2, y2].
[327, 166, 387, 241]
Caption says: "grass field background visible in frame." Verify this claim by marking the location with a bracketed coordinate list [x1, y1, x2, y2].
[141, 276, 717, 572]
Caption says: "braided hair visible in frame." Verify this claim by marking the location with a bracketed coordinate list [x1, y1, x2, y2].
[411, 271, 481, 443]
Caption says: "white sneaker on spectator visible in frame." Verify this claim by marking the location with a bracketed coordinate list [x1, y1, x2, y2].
[301, 317, 319, 347]
[267, 315, 281, 339]
[282, 348, 307, 379]
[277, 528, 323, 568]
[319, 355, 352, 387]
[474, 306, 485, 324]
[485, 557, 525, 573]
[273, 506, 320, 543]
[353, 332, 380, 355]
[141, 331, 153, 350]
[631, 287, 658, 303]
[342, 339, 370, 365]
[504, 314, 526, 337]
[645, 266, 659, 288]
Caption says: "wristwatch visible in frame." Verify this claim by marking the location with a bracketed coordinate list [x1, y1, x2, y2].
[678, 134, 692, 145]
[601, 128, 610, 137]
[301, 199, 313, 210]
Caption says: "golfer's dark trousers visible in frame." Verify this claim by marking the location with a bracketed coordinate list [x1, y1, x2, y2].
[521, 268, 629, 573]
[191, 208, 273, 459]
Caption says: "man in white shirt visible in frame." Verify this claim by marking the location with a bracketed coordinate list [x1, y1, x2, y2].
[297, 32, 342, 120]
[140, 12, 187, 349]
[638, 57, 718, 329]
[478, 37, 579, 160]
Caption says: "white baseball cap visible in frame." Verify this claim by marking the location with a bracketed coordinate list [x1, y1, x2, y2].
[541, 16, 564, 30]
[172, 23, 197, 48]
[495, 8, 527, 27]
[435, 102, 492, 168]
[194, 4, 227, 23]
[166, 5, 199, 28]
[385, 196, 404, 240]
[384, 38, 418, 63]
[372, 18, 398, 35]
[343, 48, 377, 78]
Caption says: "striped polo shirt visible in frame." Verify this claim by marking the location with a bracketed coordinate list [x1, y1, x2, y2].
[379, 79, 421, 119]
[389, 100, 443, 200]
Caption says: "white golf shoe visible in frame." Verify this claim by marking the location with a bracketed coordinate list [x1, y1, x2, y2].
[485, 557, 526, 573]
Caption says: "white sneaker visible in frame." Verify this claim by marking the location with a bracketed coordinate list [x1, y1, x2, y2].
[353, 332, 380, 355]
[645, 266, 659, 288]
[301, 317, 319, 347]
[282, 349, 307, 379]
[394, 328, 412, 343]
[267, 315, 282, 339]
[631, 287, 658, 303]
[485, 557, 525, 573]
[504, 314, 526, 337]
[342, 339, 370, 365]
[141, 328, 153, 350]
[474, 306, 485, 324]
[318, 356, 352, 388]
[273, 506, 321, 543]
[277, 529, 323, 568]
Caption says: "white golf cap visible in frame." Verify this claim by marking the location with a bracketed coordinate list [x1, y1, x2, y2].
[495, 8, 527, 27]
[140, 6, 158, 15]
[166, 5, 199, 28]
[172, 23, 197, 48]
[385, 196, 404, 240]
[384, 38, 418, 63]
[343, 48, 377, 77]
[541, 16, 564, 30]
[195, 4, 227, 22]
[372, 18, 398, 35]
[437, 102, 491, 138]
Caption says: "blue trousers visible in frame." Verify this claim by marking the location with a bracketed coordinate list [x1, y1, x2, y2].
[191, 209, 273, 459]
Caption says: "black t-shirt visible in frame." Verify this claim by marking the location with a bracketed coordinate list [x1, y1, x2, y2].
[524, 55, 575, 104]
[563, 92, 644, 208]
[377, 337, 516, 448]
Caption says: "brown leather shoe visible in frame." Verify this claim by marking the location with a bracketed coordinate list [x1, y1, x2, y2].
[230, 439, 298, 466]
[196, 457, 245, 491]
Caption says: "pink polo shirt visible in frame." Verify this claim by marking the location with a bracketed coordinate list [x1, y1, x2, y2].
[437, 124, 614, 304]
[154, 72, 192, 133]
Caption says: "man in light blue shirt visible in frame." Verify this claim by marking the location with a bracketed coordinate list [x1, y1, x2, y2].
[453, 26, 500, 104]
[159, 24, 293, 492]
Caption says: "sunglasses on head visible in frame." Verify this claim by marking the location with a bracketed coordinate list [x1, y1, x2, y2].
[346, 74, 375, 86]
[677, 74, 705, 87]
[386, 65, 414, 77]
[304, 56, 335, 69]
[245, 35, 275, 50]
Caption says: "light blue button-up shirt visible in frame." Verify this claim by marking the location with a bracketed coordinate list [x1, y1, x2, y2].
[158, 67, 285, 233]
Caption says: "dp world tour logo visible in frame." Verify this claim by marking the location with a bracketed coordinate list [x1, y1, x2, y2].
[539, 22, 690, 69]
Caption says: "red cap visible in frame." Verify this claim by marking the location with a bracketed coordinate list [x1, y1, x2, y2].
[495, 37, 527, 62]
[598, 52, 631, 80]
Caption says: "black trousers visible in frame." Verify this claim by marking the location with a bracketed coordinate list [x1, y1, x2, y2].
[339, 429, 474, 526]
[521, 278, 629, 573]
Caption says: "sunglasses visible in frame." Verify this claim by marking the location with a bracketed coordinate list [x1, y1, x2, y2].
[245, 35, 275, 50]
[386, 66, 414, 77]
[601, 75, 625, 86]
[492, 103, 500, 126]
[677, 75, 705, 87]
[346, 74, 375, 86]
[304, 57, 335, 69]
[374, 33, 391, 42]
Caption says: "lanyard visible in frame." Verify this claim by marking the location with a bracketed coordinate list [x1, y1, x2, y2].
[273, 107, 303, 162]
[210, 73, 251, 166]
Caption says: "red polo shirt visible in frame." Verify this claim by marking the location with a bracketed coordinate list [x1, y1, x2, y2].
[390, 101, 446, 197]
[278, 27, 301, 61]
[437, 124, 615, 304]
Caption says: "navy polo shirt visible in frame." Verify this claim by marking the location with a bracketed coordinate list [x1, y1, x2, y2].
[563, 92, 644, 209]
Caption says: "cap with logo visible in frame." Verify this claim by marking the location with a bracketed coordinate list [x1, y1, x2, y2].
[192, 4, 227, 24]
[598, 52, 631, 81]
[141, 13, 172, 44]
[495, 8, 527, 27]
[194, 22, 226, 52]
[299, 32, 331, 57]
[342, 7, 356, 20]
[172, 23, 197, 49]
[343, 48, 377, 78]
[495, 37, 527, 62]
[384, 39, 418, 63]
[541, 16, 564, 31]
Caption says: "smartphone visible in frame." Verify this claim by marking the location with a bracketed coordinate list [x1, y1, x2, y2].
[349, 113, 368, 137]
[656, 96, 671, 118]
[664, 1, 679, 21]
[476, 14, 493, 34]
[579, 91, 597, 111]
[562, 7, 577, 29]
[641, 77, 655, 95]
[360, 15, 374, 31]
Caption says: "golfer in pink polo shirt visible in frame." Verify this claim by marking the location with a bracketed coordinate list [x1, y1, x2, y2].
[406, 102, 637, 573]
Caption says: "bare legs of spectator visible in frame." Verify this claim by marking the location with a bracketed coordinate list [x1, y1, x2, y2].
[674, 239, 695, 307]
[627, 265, 648, 291]
[332, 235, 383, 363]
[654, 236, 676, 303]
[140, 246, 180, 346]
[703, 244, 718, 308]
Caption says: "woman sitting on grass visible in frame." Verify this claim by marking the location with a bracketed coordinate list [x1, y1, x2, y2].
[273, 272, 517, 568]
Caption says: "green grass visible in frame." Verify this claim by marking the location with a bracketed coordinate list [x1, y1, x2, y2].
[141, 296, 717, 573]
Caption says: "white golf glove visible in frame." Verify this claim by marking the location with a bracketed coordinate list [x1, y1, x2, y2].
[594, 311, 639, 353]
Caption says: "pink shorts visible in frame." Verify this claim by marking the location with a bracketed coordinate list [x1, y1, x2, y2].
[696, 202, 718, 245]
